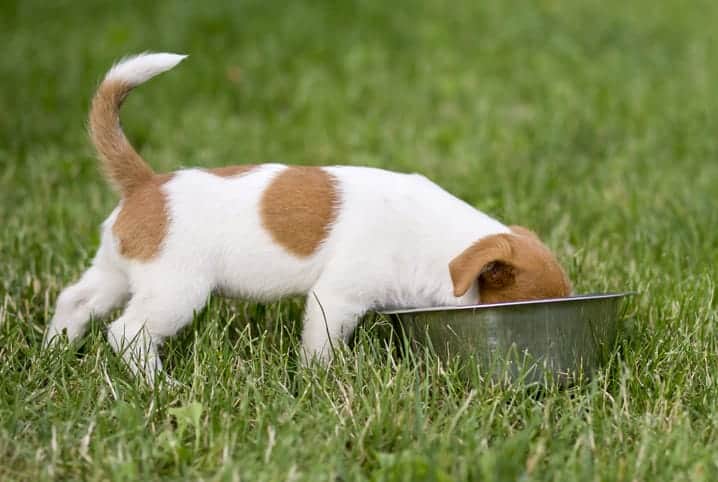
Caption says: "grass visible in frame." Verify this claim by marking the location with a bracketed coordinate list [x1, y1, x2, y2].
[2, 0, 718, 480]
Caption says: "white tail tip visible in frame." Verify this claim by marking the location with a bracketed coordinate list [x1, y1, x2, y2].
[104, 52, 188, 87]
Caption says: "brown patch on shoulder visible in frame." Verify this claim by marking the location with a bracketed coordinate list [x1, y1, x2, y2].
[260, 167, 339, 257]
[205, 165, 257, 178]
[112, 173, 174, 261]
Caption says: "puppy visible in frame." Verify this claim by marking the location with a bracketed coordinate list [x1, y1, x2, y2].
[45, 53, 571, 382]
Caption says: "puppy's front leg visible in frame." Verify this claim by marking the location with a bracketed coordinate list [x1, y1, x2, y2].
[300, 288, 367, 365]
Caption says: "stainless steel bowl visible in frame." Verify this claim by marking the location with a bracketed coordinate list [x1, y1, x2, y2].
[381, 293, 634, 385]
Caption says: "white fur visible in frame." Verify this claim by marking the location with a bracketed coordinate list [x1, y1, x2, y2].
[46, 164, 509, 382]
[45, 54, 511, 383]
[105, 53, 187, 87]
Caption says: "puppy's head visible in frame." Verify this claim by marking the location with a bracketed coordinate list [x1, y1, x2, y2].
[449, 225, 571, 304]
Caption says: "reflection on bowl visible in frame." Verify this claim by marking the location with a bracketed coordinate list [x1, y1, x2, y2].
[380, 293, 635, 385]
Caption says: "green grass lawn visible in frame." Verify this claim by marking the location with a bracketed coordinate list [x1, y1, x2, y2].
[2, 0, 718, 480]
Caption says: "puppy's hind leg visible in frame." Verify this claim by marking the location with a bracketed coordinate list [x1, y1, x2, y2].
[107, 278, 211, 384]
[44, 261, 129, 347]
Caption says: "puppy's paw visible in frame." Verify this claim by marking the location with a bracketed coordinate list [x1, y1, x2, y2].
[42, 326, 68, 349]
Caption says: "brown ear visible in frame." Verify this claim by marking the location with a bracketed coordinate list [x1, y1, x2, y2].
[509, 225, 540, 240]
[449, 234, 514, 297]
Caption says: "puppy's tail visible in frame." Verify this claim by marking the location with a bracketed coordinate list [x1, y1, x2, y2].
[89, 52, 187, 195]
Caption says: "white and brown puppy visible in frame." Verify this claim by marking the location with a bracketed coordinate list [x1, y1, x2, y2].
[45, 53, 571, 382]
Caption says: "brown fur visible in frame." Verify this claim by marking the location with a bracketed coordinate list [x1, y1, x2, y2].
[449, 226, 571, 304]
[112, 173, 174, 261]
[89, 80, 155, 195]
[205, 165, 257, 178]
[112, 166, 258, 261]
[260, 167, 339, 257]
[508, 225, 540, 240]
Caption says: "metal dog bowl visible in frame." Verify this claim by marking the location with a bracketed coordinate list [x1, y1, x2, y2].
[381, 293, 634, 385]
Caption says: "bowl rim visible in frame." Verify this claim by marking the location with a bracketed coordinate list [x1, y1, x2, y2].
[379, 292, 636, 315]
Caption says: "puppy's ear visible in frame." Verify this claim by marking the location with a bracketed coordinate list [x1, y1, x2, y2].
[509, 225, 540, 240]
[449, 234, 515, 297]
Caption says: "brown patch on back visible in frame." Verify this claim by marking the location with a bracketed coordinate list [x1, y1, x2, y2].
[205, 165, 257, 178]
[449, 228, 571, 304]
[260, 167, 339, 257]
[113, 173, 174, 261]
